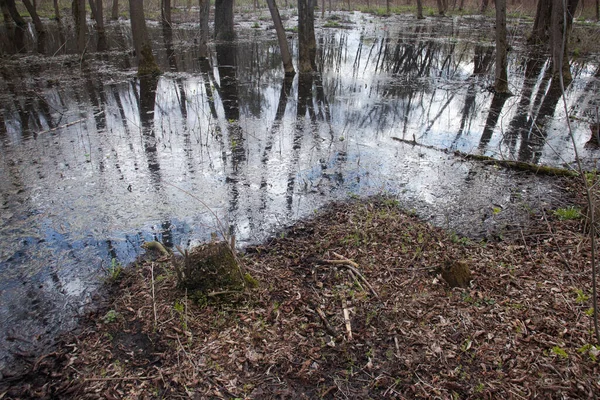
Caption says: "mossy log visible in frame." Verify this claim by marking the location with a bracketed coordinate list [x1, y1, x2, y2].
[390, 136, 578, 177]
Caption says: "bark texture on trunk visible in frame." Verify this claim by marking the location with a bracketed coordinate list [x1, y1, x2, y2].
[4, 0, 26, 26]
[22, 0, 45, 33]
[198, 0, 210, 57]
[111, 0, 119, 19]
[266, 0, 295, 76]
[530, 0, 552, 43]
[53, 0, 60, 20]
[416, 0, 424, 18]
[129, 0, 160, 75]
[161, 0, 171, 26]
[494, 0, 511, 94]
[298, 0, 316, 73]
[214, 0, 235, 41]
[550, 0, 579, 83]
[73, 0, 86, 52]
[0, 0, 10, 22]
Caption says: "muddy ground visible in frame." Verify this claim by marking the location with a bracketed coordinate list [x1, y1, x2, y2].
[1, 175, 599, 399]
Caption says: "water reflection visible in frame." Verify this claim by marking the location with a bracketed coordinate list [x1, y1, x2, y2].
[0, 14, 599, 371]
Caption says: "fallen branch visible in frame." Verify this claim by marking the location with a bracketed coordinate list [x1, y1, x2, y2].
[390, 136, 578, 177]
[314, 306, 338, 337]
[37, 111, 105, 135]
[342, 299, 353, 341]
[84, 375, 157, 382]
[320, 252, 379, 298]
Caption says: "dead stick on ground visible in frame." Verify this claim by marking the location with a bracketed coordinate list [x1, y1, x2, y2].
[150, 263, 158, 331]
[322, 252, 379, 298]
[314, 306, 337, 337]
[84, 376, 158, 382]
[342, 299, 352, 341]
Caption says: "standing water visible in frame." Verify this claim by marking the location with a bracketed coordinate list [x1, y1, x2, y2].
[0, 12, 599, 372]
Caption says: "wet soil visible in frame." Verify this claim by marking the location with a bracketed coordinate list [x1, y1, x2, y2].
[2, 187, 599, 399]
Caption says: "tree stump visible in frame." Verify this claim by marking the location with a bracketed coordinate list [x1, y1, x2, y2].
[441, 260, 472, 289]
[176, 241, 244, 294]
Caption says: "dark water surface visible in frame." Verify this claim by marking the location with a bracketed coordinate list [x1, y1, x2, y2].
[1, 12, 599, 371]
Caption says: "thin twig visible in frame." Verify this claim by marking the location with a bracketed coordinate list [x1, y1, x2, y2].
[84, 375, 157, 382]
[151, 263, 158, 331]
[558, 0, 600, 344]
[322, 252, 379, 298]
[541, 209, 571, 271]
[37, 111, 105, 135]
[342, 299, 353, 341]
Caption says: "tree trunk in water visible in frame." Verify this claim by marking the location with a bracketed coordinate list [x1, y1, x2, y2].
[161, 0, 171, 26]
[1, 0, 11, 22]
[416, 0, 424, 18]
[550, 0, 579, 84]
[494, 0, 511, 94]
[53, 0, 60, 20]
[111, 0, 118, 19]
[530, 0, 552, 44]
[22, 0, 45, 33]
[214, 0, 234, 41]
[437, 0, 445, 14]
[88, 0, 97, 21]
[480, 0, 488, 13]
[129, 0, 160, 75]
[73, 0, 86, 52]
[298, 0, 316, 73]
[266, 0, 295, 76]
[198, 0, 209, 58]
[94, 0, 106, 50]
[4, 0, 26, 26]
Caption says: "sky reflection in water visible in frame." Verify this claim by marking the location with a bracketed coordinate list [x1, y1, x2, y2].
[0, 13, 599, 369]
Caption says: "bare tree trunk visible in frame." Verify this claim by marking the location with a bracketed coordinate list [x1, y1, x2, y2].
[530, 0, 552, 43]
[267, 0, 295, 76]
[416, 0, 424, 18]
[551, 0, 579, 84]
[198, 0, 209, 57]
[321, 0, 324, 17]
[53, 0, 60, 20]
[161, 0, 171, 26]
[596, 0, 599, 21]
[214, 0, 235, 40]
[88, 0, 97, 20]
[298, 0, 316, 73]
[494, 0, 511, 93]
[94, 0, 106, 50]
[1, 0, 11, 22]
[480, 0, 489, 13]
[459, 0, 465, 10]
[4, 0, 26, 26]
[129, 0, 160, 75]
[437, 0, 446, 14]
[386, 0, 390, 13]
[73, 0, 86, 52]
[111, 0, 119, 19]
[22, 0, 45, 33]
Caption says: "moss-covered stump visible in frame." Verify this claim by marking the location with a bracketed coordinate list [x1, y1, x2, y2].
[441, 259, 472, 288]
[176, 241, 244, 297]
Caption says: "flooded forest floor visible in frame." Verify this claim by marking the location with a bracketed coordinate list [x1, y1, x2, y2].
[2, 6, 600, 399]
[2, 181, 600, 399]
